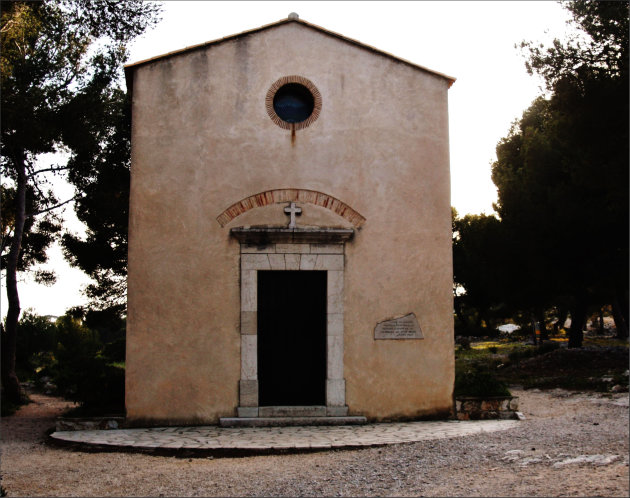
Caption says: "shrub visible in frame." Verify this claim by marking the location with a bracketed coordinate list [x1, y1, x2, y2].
[14, 310, 58, 380]
[50, 314, 125, 415]
[454, 363, 511, 397]
[101, 336, 125, 363]
[455, 336, 471, 350]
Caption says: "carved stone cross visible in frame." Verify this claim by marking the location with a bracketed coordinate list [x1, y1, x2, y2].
[284, 202, 302, 229]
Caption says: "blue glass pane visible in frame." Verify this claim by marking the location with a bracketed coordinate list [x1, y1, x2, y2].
[273, 83, 314, 123]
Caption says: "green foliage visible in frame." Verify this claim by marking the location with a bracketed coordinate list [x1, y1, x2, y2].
[451, 2, 629, 345]
[454, 362, 511, 398]
[481, 1, 630, 346]
[50, 313, 124, 413]
[1, 184, 62, 283]
[506, 342, 560, 363]
[497, 343, 628, 391]
[14, 310, 58, 380]
[457, 335, 628, 392]
[101, 337, 125, 363]
[452, 210, 517, 336]
[62, 91, 131, 314]
[1, 0, 160, 402]
[7, 310, 125, 414]
[522, 0, 628, 88]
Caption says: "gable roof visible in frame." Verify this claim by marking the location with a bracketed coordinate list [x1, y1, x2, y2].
[124, 15, 456, 95]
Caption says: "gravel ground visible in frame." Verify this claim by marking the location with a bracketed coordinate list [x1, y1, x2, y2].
[1, 388, 628, 497]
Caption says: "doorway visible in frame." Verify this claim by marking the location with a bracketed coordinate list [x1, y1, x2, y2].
[257, 271, 327, 406]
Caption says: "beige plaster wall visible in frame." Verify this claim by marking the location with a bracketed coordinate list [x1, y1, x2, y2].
[126, 21, 454, 424]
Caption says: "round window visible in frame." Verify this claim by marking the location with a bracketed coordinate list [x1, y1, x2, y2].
[273, 83, 314, 123]
[266, 76, 321, 130]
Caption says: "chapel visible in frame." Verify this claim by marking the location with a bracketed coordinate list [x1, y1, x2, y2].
[124, 14, 456, 425]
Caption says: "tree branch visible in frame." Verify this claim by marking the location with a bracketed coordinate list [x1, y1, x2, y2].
[27, 165, 70, 178]
[29, 196, 79, 218]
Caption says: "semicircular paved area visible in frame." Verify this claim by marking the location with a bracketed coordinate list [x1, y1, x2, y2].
[51, 419, 520, 452]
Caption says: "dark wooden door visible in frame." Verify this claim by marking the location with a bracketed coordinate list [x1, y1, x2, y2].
[257, 271, 327, 406]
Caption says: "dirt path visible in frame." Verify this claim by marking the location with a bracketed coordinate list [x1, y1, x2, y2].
[1, 389, 628, 497]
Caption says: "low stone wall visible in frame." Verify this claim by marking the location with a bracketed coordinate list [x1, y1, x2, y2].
[55, 417, 126, 431]
[455, 396, 520, 420]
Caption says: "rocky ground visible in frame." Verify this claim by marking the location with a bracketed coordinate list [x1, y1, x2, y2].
[1, 388, 628, 497]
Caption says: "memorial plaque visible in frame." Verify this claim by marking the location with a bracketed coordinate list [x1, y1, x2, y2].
[374, 313, 423, 340]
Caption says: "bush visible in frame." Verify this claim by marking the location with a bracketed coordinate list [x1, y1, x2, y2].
[51, 315, 124, 414]
[14, 310, 58, 380]
[101, 336, 125, 363]
[454, 363, 511, 397]
[4, 309, 125, 416]
[455, 336, 471, 350]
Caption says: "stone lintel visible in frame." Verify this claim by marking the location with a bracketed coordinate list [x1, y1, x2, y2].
[231, 227, 353, 244]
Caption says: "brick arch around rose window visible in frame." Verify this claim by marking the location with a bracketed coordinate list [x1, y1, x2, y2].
[216, 188, 366, 228]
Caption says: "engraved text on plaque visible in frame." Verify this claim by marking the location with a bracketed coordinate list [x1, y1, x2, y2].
[374, 313, 424, 340]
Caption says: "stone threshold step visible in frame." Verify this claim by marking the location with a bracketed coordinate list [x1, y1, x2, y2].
[219, 416, 367, 427]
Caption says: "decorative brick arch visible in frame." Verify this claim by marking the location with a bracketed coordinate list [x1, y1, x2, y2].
[216, 189, 366, 228]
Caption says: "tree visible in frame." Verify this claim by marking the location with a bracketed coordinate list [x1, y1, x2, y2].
[522, 1, 628, 88]
[61, 88, 131, 316]
[452, 210, 511, 335]
[493, 0, 629, 347]
[1, 0, 161, 402]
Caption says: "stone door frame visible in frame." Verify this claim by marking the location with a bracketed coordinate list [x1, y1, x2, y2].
[237, 242, 347, 417]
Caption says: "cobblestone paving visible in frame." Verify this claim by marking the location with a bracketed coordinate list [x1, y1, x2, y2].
[50, 419, 520, 452]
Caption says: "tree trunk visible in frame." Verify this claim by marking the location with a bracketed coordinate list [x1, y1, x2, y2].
[530, 313, 538, 346]
[568, 296, 587, 348]
[597, 307, 605, 335]
[535, 306, 549, 341]
[2, 152, 27, 403]
[619, 288, 629, 326]
[554, 307, 568, 333]
[480, 311, 493, 336]
[612, 296, 629, 339]
[453, 297, 470, 336]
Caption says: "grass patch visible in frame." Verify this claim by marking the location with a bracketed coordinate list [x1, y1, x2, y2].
[584, 336, 629, 348]
[497, 346, 628, 391]
[455, 334, 629, 392]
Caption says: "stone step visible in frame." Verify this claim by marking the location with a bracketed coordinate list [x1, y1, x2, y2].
[219, 416, 367, 428]
[258, 406, 326, 417]
[237, 405, 350, 418]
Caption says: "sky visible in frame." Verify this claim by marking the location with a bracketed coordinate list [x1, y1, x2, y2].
[2, 1, 576, 318]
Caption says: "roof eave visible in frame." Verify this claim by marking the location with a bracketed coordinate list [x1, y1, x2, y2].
[124, 17, 456, 96]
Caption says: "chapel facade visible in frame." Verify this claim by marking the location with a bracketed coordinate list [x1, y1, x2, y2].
[124, 14, 455, 425]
